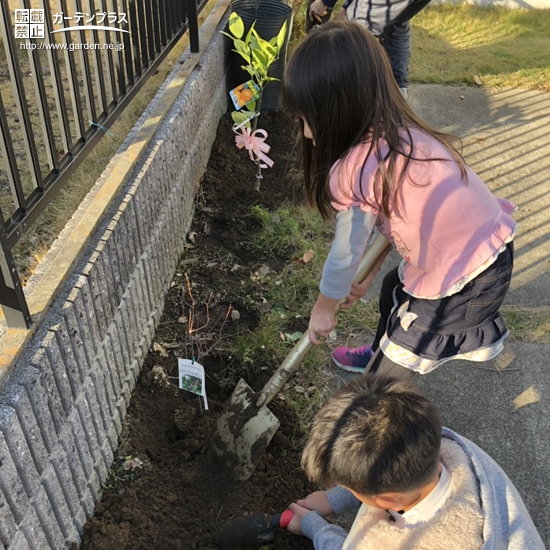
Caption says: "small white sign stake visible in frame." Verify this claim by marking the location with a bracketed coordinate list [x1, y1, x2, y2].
[178, 358, 209, 410]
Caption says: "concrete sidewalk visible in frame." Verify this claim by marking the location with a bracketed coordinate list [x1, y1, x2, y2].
[410, 85, 550, 545]
[331, 85, 550, 544]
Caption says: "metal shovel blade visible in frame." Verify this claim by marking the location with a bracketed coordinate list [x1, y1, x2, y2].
[210, 378, 280, 481]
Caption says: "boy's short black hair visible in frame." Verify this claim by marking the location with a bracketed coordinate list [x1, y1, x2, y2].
[301, 375, 442, 496]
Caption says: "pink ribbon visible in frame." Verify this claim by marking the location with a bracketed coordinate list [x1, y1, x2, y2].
[233, 125, 274, 169]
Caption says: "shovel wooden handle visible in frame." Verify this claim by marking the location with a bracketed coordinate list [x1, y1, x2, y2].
[256, 234, 391, 408]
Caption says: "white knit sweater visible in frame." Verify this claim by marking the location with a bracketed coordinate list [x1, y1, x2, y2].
[301, 429, 545, 549]
[343, 439, 484, 549]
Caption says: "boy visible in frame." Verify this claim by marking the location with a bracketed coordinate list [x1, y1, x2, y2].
[287, 376, 544, 549]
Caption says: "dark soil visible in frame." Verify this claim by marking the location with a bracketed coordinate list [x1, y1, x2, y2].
[81, 110, 318, 550]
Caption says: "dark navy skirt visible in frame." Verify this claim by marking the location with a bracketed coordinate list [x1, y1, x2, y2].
[375, 242, 514, 361]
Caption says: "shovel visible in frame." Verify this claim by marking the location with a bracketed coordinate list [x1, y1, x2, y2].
[210, 234, 390, 481]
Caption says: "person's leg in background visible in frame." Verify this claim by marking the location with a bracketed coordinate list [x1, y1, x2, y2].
[378, 20, 411, 98]
[378, 0, 433, 97]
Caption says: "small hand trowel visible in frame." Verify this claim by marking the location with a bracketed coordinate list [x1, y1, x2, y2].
[212, 509, 294, 547]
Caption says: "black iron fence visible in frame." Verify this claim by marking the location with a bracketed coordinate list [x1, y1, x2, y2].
[0, 0, 205, 328]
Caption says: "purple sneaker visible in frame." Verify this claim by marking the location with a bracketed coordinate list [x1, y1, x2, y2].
[332, 344, 374, 373]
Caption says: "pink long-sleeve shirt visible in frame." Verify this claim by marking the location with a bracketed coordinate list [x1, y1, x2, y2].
[327, 128, 516, 299]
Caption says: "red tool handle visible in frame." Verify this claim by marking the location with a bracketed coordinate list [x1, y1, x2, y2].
[279, 509, 294, 529]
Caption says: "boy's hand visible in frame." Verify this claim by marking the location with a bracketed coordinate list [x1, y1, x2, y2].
[297, 490, 334, 516]
[287, 502, 312, 535]
[309, 294, 340, 344]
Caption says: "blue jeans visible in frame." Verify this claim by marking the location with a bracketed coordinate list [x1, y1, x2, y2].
[378, 21, 411, 89]
[379, 0, 433, 89]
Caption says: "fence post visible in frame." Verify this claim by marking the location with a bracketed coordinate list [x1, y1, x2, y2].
[0, 215, 32, 329]
[187, 0, 199, 52]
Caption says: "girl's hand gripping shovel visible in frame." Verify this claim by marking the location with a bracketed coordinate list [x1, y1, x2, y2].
[210, 234, 390, 481]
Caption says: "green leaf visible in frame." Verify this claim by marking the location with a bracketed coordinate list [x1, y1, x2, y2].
[252, 62, 267, 80]
[233, 38, 246, 50]
[245, 21, 256, 44]
[228, 13, 245, 39]
[263, 42, 277, 57]
[276, 21, 287, 52]
[233, 50, 251, 63]
[232, 110, 252, 127]
[233, 40, 251, 62]
[247, 99, 257, 112]
[257, 36, 275, 56]
[284, 331, 303, 343]
[252, 48, 269, 68]
[242, 65, 258, 78]
[250, 34, 261, 52]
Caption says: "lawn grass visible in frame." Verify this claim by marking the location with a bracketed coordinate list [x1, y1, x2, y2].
[411, 4, 550, 90]
[291, 2, 550, 91]
[501, 306, 550, 343]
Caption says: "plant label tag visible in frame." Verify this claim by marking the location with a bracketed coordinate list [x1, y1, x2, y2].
[178, 358, 209, 410]
[229, 80, 260, 110]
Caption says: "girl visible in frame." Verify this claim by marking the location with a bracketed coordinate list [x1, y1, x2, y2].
[282, 21, 516, 378]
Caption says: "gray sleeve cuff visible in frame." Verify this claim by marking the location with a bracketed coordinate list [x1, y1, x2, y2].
[302, 511, 348, 550]
[327, 486, 362, 515]
[320, 207, 376, 299]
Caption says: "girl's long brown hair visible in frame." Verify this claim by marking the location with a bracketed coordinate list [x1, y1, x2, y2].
[282, 21, 466, 220]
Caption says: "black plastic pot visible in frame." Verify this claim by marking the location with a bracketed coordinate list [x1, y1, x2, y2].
[229, 0, 293, 112]
[260, 56, 286, 111]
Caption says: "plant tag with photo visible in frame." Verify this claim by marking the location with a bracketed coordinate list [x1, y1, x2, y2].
[178, 358, 209, 410]
[229, 80, 260, 110]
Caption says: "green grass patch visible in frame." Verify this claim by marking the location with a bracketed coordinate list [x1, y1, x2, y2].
[411, 4, 550, 90]
[249, 204, 332, 257]
[226, 205, 329, 380]
[288, 3, 550, 91]
[501, 306, 550, 343]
